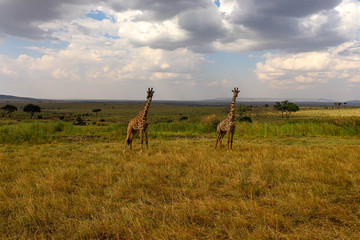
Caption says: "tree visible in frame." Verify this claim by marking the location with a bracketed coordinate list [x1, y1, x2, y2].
[274, 100, 299, 120]
[236, 104, 251, 118]
[23, 104, 41, 118]
[283, 103, 299, 120]
[1, 104, 17, 117]
[92, 108, 101, 118]
[274, 101, 288, 118]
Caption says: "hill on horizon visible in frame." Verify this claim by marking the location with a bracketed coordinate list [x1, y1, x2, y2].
[1, 94, 359, 106]
[0, 94, 46, 103]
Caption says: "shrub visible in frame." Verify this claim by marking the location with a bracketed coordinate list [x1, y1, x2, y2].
[201, 115, 222, 132]
[239, 116, 252, 123]
[236, 104, 252, 118]
[53, 122, 65, 132]
[179, 116, 188, 121]
[73, 116, 86, 126]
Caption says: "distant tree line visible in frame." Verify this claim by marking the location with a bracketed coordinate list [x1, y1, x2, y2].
[0, 103, 42, 118]
[334, 102, 347, 107]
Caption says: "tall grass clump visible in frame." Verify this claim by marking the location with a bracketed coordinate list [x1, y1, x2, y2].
[0, 121, 87, 144]
[237, 119, 360, 138]
[0, 122, 49, 144]
[105, 123, 128, 139]
[200, 115, 222, 133]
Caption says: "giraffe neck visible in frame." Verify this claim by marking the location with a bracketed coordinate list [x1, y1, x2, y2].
[228, 95, 237, 121]
[139, 97, 152, 119]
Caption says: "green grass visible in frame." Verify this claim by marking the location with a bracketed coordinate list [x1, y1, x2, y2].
[1, 103, 360, 239]
[1, 117, 360, 145]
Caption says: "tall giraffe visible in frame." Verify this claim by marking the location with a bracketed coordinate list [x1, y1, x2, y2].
[215, 87, 240, 150]
[124, 88, 155, 152]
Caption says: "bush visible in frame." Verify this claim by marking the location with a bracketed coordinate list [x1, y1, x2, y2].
[53, 122, 65, 132]
[179, 116, 188, 121]
[239, 116, 252, 123]
[73, 116, 86, 126]
[201, 115, 222, 132]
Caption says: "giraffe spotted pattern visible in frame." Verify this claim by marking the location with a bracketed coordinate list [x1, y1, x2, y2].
[124, 88, 154, 152]
[215, 87, 240, 151]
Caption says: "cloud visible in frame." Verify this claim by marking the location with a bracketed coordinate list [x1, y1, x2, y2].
[108, 0, 211, 21]
[0, 39, 206, 87]
[255, 40, 360, 89]
[0, 0, 359, 52]
[0, 0, 100, 39]
[0, 0, 360, 100]
[207, 78, 237, 88]
[348, 74, 360, 83]
[208, 81, 219, 86]
[216, 0, 360, 52]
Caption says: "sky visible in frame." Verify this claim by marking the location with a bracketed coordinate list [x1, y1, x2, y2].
[0, 0, 360, 101]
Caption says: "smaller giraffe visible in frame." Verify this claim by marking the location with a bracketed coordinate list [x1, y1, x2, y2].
[215, 87, 240, 150]
[124, 88, 155, 152]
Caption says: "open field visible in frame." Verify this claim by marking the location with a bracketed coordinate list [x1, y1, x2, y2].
[1, 103, 360, 239]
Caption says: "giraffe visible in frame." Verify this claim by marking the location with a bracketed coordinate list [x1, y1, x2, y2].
[215, 87, 240, 150]
[124, 88, 155, 152]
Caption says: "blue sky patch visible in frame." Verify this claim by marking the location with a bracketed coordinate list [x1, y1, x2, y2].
[104, 33, 120, 39]
[214, 0, 220, 7]
[0, 37, 69, 58]
[86, 10, 113, 21]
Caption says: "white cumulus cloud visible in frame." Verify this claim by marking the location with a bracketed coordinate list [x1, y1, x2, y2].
[0, 0, 360, 99]
[255, 40, 360, 89]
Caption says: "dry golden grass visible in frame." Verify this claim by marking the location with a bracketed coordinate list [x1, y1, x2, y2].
[298, 107, 360, 118]
[1, 138, 360, 239]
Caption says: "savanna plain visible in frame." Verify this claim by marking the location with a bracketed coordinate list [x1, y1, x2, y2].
[1, 102, 360, 239]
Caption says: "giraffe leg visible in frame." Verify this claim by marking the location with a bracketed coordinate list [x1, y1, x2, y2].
[230, 130, 235, 150]
[129, 132, 135, 150]
[215, 131, 221, 149]
[124, 127, 132, 152]
[124, 137, 128, 152]
[140, 129, 144, 153]
[144, 128, 149, 150]
[227, 130, 232, 151]
[219, 132, 225, 149]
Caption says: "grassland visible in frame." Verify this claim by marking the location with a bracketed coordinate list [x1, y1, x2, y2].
[1, 103, 360, 239]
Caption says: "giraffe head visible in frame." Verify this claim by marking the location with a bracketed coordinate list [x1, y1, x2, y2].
[147, 88, 155, 99]
[232, 87, 240, 97]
